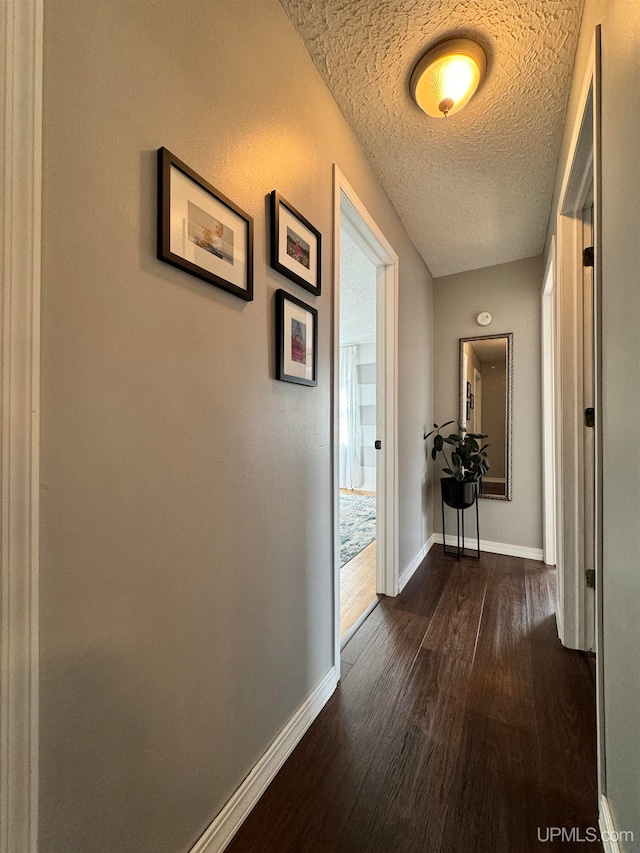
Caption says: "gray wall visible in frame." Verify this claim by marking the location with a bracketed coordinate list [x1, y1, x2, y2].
[545, 1, 640, 847]
[433, 256, 544, 550]
[39, 2, 433, 851]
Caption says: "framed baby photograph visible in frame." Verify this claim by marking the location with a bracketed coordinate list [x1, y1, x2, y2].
[275, 289, 318, 386]
[157, 147, 253, 300]
[270, 191, 321, 296]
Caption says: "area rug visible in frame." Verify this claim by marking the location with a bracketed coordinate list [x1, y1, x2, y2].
[340, 493, 376, 567]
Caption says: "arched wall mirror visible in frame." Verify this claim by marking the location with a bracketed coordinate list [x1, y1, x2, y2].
[459, 333, 513, 500]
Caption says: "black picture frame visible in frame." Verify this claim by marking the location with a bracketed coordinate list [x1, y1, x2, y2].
[275, 289, 318, 386]
[466, 381, 472, 398]
[470, 393, 475, 410]
[270, 191, 321, 296]
[466, 400, 471, 421]
[157, 147, 253, 300]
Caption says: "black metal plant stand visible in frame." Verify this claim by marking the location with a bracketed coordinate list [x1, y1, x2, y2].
[441, 481, 480, 560]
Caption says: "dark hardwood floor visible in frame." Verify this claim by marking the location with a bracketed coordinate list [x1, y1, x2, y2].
[227, 547, 600, 852]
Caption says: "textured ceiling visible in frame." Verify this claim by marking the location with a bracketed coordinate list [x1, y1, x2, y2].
[280, 0, 583, 277]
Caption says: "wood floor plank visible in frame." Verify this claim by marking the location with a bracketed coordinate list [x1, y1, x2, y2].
[524, 563, 600, 833]
[227, 551, 601, 853]
[392, 545, 453, 620]
[341, 547, 451, 668]
[421, 557, 487, 663]
[340, 541, 377, 637]
[339, 660, 353, 681]
[227, 604, 429, 852]
[336, 649, 472, 853]
[467, 556, 538, 727]
[442, 710, 551, 853]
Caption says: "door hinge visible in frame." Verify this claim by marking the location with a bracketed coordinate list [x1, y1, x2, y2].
[583, 246, 594, 267]
[586, 569, 596, 589]
[374, 439, 382, 450]
[585, 407, 595, 428]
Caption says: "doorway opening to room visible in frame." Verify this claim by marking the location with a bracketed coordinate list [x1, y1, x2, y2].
[338, 226, 378, 639]
[333, 167, 398, 660]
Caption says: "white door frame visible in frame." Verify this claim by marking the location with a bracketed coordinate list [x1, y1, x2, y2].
[555, 26, 606, 805]
[332, 165, 398, 670]
[541, 239, 557, 567]
[1, 2, 42, 852]
[590, 24, 606, 812]
[555, 39, 596, 653]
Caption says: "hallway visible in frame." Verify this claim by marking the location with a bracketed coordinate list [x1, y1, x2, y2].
[228, 550, 600, 852]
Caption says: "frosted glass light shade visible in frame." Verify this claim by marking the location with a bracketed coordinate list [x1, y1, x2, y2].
[410, 38, 486, 118]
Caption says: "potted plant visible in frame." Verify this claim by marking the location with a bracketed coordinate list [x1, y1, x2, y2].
[424, 421, 490, 509]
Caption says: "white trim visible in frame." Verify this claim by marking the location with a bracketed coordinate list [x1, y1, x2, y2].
[0, 3, 42, 853]
[398, 533, 437, 592]
[431, 534, 543, 562]
[333, 164, 399, 679]
[555, 35, 597, 653]
[599, 796, 622, 853]
[541, 238, 558, 566]
[592, 23, 606, 806]
[190, 668, 338, 853]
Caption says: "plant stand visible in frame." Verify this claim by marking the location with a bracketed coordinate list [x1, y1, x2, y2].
[440, 481, 480, 560]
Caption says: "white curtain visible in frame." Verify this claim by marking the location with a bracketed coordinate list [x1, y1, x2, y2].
[339, 346, 362, 489]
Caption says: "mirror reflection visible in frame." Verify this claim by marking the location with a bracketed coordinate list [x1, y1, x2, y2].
[459, 333, 513, 500]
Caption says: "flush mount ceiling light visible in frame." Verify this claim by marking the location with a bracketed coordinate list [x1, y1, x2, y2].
[410, 37, 487, 118]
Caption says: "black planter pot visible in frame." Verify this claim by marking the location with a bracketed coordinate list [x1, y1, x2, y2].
[440, 477, 478, 510]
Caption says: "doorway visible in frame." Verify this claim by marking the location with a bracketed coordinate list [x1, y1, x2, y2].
[333, 166, 398, 664]
[338, 230, 378, 639]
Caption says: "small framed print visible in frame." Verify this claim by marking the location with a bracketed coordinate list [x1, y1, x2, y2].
[157, 147, 253, 300]
[466, 400, 471, 422]
[466, 381, 472, 399]
[270, 191, 321, 296]
[470, 393, 475, 410]
[275, 289, 318, 386]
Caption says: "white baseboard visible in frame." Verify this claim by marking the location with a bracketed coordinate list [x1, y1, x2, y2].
[432, 533, 543, 562]
[190, 667, 338, 853]
[599, 796, 622, 853]
[398, 533, 437, 592]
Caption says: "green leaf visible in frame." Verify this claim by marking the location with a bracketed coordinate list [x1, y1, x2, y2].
[442, 468, 454, 476]
[431, 446, 437, 461]
[451, 452, 461, 467]
[434, 435, 443, 451]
